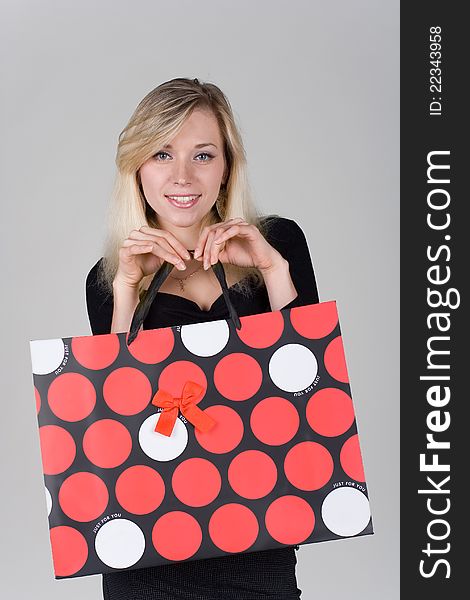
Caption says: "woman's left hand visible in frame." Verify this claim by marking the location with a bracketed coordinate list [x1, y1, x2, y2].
[193, 217, 285, 272]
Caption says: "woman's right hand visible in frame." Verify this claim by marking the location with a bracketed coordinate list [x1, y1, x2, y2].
[113, 227, 191, 288]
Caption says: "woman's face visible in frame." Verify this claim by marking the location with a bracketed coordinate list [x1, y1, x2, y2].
[138, 108, 227, 230]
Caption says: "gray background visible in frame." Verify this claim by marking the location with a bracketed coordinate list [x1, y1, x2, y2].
[0, 1, 399, 598]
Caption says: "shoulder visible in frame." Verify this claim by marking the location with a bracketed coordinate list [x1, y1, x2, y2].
[85, 257, 112, 304]
[85, 257, 114, 334]
[86, 257, 105, 288]
[259, 214, 319, 306]
[258, 214, 316, 273]
[259, 214, 309, 245]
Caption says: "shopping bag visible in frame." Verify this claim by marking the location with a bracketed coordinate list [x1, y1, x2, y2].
[29, 259, 374, 579]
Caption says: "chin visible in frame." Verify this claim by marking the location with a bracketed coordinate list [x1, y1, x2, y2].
[163, 210, 204, 226]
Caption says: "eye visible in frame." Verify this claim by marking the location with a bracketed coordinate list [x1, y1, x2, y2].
[154, 151, 170, 161]
[153, 151, 215, 162]
[195, 152, 214, 161]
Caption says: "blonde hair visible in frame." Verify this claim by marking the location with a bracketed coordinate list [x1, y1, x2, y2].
[97, 77, 277, 301]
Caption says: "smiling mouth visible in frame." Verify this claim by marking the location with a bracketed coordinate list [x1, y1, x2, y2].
[165, 194, 201, 208]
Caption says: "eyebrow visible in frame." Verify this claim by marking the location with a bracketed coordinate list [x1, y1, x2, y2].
[162, 143, 218, 149]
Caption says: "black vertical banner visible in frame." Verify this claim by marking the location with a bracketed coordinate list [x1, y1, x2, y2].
[401, 3, 465, 597]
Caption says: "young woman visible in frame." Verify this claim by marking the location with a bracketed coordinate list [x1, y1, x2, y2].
[86, 77, 320, 600]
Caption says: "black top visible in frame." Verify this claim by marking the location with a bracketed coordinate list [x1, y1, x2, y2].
[86, 215, 320, 336]
[85, 215, 319, 600]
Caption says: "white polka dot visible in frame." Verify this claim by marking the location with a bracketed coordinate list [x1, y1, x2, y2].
[95, 518, 145, 568]
[321, 487, 371, 536]
[139, 413, 188, 461]
[268, 344, 318, 392]
[29, 339, 65, 375]
[181, 320, 230, 356]
[45, 486, 52, 516]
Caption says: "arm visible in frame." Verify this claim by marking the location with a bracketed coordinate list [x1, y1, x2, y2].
[111, 282, 140, 334]
[261, 217, 320, 310]
[86, 258, 144, 335]
[260, 258, 298, 311]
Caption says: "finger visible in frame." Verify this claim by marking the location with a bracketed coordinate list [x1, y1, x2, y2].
[150, 242, 188, 270]
[123, 237, 179, 262]
[193, 223, 219, 260]
[128, 228, 191, 263]
[203, 220, 240, 268]
[128, 228, 160, 242]
[203, 220, 247, 268]
[204, 224, 231, 265]
[213, 224, 238, 244]
[203, 229, 219, 270]
[137, 226, 191, 261]
[214, 223, 251, 243]
[120, 243, 155, 260]
[125, 240, 186, 270]
[212, 220, 244, 243]
[210, 224, 248, 265]
[194, 217, 244, 259]
[130, 235, 181, 260]
[211, 223, 255, 265]
[122, 239, 156, 247]
[209, 236, 226, 266]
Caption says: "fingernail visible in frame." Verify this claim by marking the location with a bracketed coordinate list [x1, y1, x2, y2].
[177, 262, 186, 270]
[193, 249, 200, 258]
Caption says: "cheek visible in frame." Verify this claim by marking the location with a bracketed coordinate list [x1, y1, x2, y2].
[140, 167, 165, 193]
[205, 164, 225, 187]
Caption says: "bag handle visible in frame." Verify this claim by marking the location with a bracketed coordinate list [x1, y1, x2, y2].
[127, 258, 242, 346]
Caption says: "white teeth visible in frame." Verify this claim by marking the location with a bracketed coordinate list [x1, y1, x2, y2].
[166, 195, 199, 202]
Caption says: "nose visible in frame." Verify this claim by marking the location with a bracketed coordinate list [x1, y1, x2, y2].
[173, 158, 193, 185]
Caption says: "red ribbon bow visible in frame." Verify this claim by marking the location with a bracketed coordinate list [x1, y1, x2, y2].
[151, 380, 217, 437]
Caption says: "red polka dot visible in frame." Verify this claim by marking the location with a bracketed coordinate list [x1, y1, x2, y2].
[127, 328, 175, 364]
[237, 312, 284, 348]
[50, 526, 88, 576]
[103, 367, 152, 416]
[228, 450, 277, 499]
[39, 425, 76, 475]
[214, 353, 262, 401]
[290, 301, 338, 339]
[172, 458, 221, 506]
[306, 388, 355, 437]
[324, 336, 349, 383]
[72, 334, 120, 370]
[158, 361, 207, 397]
[152, 512, 202, 561]
[83, 419, 132, 468]
[250, 397, 299, 445]
[59, 472, 109, 521]
[48, 372, 96, 422]
[284, 442, 334, 490]
[340, 434, 365, 482]
[116, 465, 165, 514]
[35, 387, 41, 415]
[265, 496, 315, 544]
[195, 405, 244, 454]
[209, 504, 259, 552]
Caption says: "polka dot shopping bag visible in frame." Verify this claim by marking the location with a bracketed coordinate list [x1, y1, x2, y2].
[29, 260, 374, 579]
